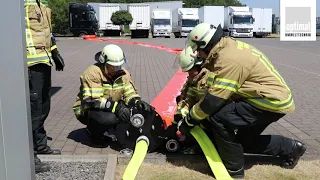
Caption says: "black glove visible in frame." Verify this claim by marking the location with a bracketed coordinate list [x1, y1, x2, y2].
[136, 100, 152, 112]
[177, 113, 199, 137]
[87, 98, 118, 112]
[115, 100, 131, 122]
[52, 49, 65, 71]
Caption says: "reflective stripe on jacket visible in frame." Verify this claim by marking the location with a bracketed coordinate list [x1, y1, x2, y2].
[72, 64, 140, 116]
[25, 0, 52, 67]
[189, 37, 295, 121]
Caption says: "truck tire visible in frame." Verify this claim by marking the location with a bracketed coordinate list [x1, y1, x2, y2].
[78, 32, 87, 37]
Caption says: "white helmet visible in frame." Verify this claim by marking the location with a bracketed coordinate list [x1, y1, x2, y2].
[96, 44, 126, 68]
[178, 46, 202, 72]
[186, 23, 223, 52]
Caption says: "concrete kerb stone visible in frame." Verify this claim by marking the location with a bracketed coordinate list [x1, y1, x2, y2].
[37, 152, 320, 180]
[38, 154, 117, 180]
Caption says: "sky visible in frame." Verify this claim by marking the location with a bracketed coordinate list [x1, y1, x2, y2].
[239, 0, 320, 17]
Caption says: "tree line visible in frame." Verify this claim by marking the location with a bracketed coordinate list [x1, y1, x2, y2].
[47, 0, 243, 34]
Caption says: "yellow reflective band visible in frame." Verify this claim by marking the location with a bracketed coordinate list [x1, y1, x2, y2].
[207, 73, 215, 85]
[82, 88, 104, 97]
[252, 49, 289, 90]
[236, 41, 250, 50]
[125, 94, 140, 105]
[51, 45, 57, 51]
[186, 88, 197, 97]
[113, 83, 125, 90]
[190, 105, 207, 121]
[112, 101, 118, 113]
[73, 104, 90, 116]
[185, 118, 194, 126]
[213, 78, 240, 93]
[124, 85, 134, 96]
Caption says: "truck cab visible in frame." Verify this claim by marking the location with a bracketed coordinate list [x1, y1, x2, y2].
[224, 6, 254, 38]
[151, 9, 172, 38]
[172, 8, 199, 38]
[69, 3, 99, 37]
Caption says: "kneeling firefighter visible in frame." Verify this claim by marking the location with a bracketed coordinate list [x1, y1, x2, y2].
[72, 44, 151, 143]
[175, 23, 307, 178]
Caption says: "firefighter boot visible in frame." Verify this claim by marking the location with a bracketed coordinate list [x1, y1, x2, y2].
[34, 155, 50, 173]
[37, 145, 61, 155]
[280, 140, 307, 169]
[214, 132, 245, 179]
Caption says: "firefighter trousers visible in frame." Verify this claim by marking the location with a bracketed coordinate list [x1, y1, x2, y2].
[29, 64, 52, 152]
[78, 110, 118, 138]
[208, 100, 294, 171]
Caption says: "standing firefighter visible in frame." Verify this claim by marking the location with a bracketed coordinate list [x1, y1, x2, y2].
[175, 23, 306, 178]
[72, 44, 151, 143]
[25, 0, 65, 173]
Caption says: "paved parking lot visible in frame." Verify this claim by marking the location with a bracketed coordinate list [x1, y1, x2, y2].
[46, 36, 320, 157]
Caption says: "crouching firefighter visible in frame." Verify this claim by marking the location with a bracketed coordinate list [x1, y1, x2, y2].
[175, 23, 307, 178]
[72, 44, 151, 143]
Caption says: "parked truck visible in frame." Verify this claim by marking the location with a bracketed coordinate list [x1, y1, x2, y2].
[69, 3, 99, 37]
[98, 4, 121, 36]
[128, 4, 150, 38]
[223, 6, 254, 38]
[151, 9, 172, 38]
[172, 8, 199, 38]
[250, 8, 272, 37]
[199, 6, 224, 29]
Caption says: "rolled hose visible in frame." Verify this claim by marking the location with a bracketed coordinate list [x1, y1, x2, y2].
[122, 135, 149, 180]
[190, 126, 233, 180]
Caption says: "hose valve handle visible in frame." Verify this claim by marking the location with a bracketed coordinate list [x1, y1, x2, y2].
[130, 113, 145, 128]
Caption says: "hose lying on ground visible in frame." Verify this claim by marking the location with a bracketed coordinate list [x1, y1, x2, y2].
[190, 126, 233, 180]
[122, 135, 149, 180]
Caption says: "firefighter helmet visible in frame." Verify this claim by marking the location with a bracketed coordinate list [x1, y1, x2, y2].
[95, 44, 126, 70]
[186, 23, 223, 52]
[178, 46, 203, 72]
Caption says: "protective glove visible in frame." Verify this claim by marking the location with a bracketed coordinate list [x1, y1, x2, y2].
[87, 98, 116, 112]
[115, 101, 131, 122]
[52, 49, 65, 71]
[177, 113, 199, 137]
[135, 99, 152, 112]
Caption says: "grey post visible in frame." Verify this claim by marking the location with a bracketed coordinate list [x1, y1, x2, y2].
[0, 0, 35, 179]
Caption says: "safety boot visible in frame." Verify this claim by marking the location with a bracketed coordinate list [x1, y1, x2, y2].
[227, 167, 245, 179]
[280, 140, 307, 169]
[37, 145, 61, 155]
[34, 155, 50, 173]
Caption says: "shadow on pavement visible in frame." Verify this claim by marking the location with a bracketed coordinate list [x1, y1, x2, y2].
[50, 86, 62, 97]
[66, 128, 124, 151]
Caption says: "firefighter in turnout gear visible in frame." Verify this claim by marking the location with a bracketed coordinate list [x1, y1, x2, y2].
[175, 23, 307, 178]
[72, 44, 151, 143]
[25, 0, 65, 173]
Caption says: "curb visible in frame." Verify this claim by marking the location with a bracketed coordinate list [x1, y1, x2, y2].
[38, 154, 108, 162]
[104, 154, 118, 180]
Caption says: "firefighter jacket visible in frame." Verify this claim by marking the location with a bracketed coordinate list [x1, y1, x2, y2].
[25, 0, 53, 67]
[72, 64, 140, 117]
[182, 37, 295, 123]
[175, 68, 213, 120]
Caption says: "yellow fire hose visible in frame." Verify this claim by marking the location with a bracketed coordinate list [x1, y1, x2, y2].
[122, 135, 149, 180]
[190, 126, 233, 180]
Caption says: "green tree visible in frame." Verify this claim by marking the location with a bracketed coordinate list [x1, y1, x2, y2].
[111, 10, 133, 25]
[48, 0, 69, 34]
